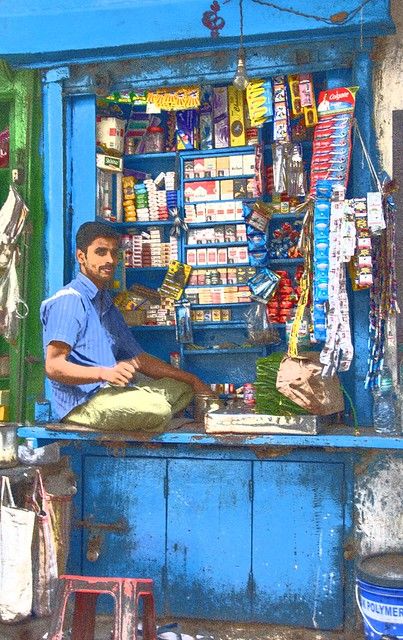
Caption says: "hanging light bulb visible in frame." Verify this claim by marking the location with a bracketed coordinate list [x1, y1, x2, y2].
[233, 0, 249, 90]
[233, 48, 248, 90]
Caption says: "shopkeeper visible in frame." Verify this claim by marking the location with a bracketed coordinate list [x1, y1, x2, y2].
[40, 221, 213, 432]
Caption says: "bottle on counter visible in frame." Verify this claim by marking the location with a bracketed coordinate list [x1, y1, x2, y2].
[372, 366, 399, 435]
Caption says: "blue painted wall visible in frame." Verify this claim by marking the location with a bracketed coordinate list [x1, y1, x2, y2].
[0, 0, 394, 67]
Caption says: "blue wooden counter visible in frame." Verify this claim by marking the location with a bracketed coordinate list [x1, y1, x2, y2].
[18, 423, 403, 450]
[17, 423, 402, 634]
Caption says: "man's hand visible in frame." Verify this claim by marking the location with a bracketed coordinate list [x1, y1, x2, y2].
[100, 361, 137, 387]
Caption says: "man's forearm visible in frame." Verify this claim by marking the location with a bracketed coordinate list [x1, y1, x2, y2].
[136, 352, 197, 386]
[46, 358, 105, 385]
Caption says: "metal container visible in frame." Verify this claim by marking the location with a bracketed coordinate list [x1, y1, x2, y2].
[0, 423, 18, 468]
[193, 394, 222, 423]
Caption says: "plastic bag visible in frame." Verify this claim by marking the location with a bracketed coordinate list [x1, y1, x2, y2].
[245, 302, 280, 346]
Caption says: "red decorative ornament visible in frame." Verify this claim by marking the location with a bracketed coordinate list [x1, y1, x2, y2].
[202, 1, 225, 38]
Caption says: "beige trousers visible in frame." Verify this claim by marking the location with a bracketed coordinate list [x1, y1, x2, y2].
[63, 377, 194, 433]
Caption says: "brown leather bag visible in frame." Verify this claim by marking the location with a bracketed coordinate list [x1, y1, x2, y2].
[276, 352, 345, 415]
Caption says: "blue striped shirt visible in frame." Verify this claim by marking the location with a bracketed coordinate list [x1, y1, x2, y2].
[40, 272, 143, 420]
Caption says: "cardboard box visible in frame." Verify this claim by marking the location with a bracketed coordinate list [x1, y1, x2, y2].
[96, 116, 125, 154]
[96, 153, 123, 173]
[228, 87, 246, 147]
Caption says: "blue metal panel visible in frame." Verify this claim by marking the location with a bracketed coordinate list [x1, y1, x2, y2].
[166, 458, 252, 620]
[252, 460, 345, 629]
[81, 455, 167, 612]
[65, 93, 97, 281]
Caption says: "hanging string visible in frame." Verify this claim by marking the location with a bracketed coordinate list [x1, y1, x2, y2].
[239, 0, 245, 48]
[353, 120, 383, 193]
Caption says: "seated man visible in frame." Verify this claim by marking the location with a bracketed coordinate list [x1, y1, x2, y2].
[40, 221, 213, 432]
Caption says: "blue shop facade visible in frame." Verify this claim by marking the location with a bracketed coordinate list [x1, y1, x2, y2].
[1, 0, 402, 634]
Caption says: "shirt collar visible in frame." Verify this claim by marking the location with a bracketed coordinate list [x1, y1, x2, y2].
[76, 272, 100, 300]
[75, 273, 114, 310]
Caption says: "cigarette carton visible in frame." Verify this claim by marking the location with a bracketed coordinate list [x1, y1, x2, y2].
[228, 87, 246, 147]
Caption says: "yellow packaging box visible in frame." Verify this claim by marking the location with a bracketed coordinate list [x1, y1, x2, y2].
[0, 390, 10, 421]
[216, 156, 230, 176]
[228, 86, 246, 147]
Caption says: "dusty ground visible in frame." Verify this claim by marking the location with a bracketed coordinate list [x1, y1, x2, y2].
[0, 615, 365, 640]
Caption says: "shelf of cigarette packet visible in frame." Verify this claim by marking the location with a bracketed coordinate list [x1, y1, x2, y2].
[187, 220, 243, 227]
[113, 221, 175, 229]
[183, 174, 255, 183]
[185, 242, 248, 249]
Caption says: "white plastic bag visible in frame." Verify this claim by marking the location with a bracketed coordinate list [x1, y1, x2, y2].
[0, 475, 35, 622]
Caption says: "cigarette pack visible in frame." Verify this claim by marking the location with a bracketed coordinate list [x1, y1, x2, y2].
[216, 156, 230, 176]
[229, 154, 244, 176]
[220, 180, 234, 201]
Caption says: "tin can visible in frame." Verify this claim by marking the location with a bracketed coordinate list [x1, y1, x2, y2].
[170, 352, 181, 368]
[243, 383, 256, 406]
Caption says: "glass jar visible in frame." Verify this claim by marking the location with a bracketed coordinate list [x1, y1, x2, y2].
[144, 126, 164, 153]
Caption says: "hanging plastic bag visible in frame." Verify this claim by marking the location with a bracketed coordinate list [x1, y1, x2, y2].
[245, 302, 280, 346]
[0, 475, 35, 623]
[26, 470, 59, 618]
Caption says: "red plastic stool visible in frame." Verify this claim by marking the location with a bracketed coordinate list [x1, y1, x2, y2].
[47, 574, 157, 640]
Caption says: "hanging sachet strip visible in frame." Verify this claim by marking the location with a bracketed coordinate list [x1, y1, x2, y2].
[352, 123, 399, 388]
[365, 178, 400, 389]
[312, 180, 332, 342]
[320, 186, 354, 376]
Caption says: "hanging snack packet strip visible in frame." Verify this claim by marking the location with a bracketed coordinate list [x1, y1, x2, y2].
[320, 185, 354, 376]
[272, 76, 291, 143]
[298, 74, 318, 128]
[246, 79, 273, 128]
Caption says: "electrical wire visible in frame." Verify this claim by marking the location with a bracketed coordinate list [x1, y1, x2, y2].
[224, 0, 376, 26]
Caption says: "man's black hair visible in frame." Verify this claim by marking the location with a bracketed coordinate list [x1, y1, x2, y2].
[76, 221, 121, 253]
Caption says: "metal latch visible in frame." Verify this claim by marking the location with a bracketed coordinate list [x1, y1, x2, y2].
[76, 518, 128, 562]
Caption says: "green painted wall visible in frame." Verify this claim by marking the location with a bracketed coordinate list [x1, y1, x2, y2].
[0, 61, 44, 421]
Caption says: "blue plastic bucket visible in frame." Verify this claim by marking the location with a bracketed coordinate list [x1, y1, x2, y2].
[356, 553, 403, 639]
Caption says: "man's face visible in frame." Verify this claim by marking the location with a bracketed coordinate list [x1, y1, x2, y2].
[77, 236, 119, 288]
